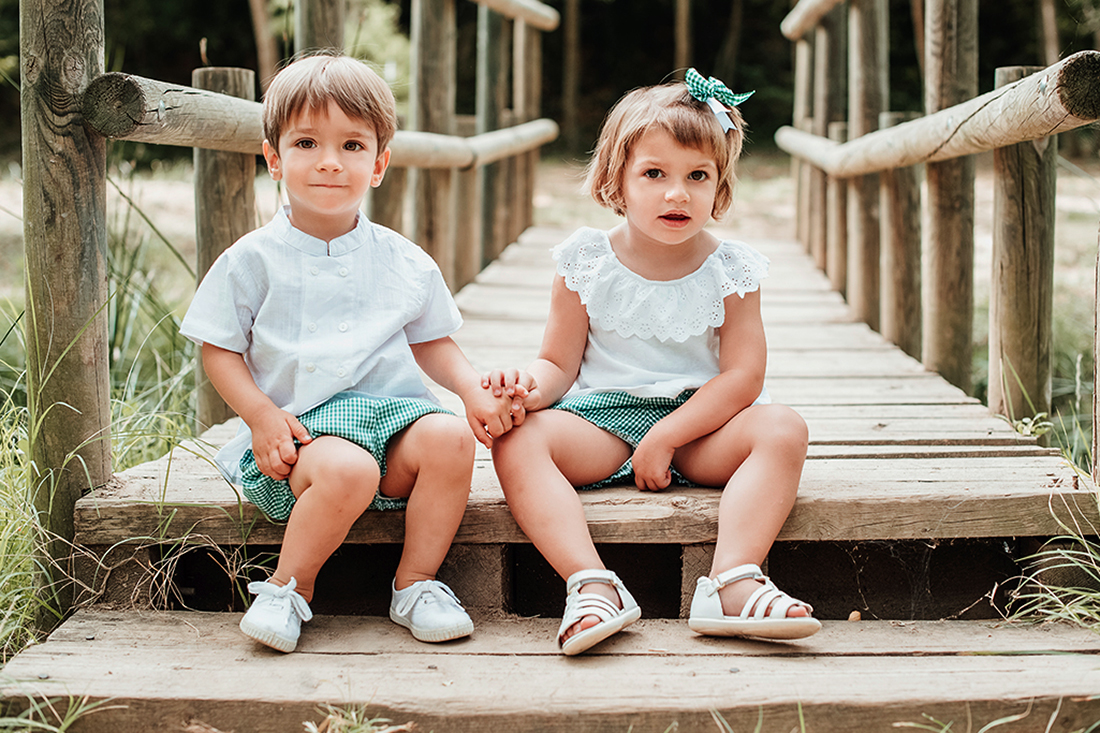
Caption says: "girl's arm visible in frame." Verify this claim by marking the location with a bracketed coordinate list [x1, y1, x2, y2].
[631, 289, 767, 490]
[201, 343, 312, 481]
[410, 336, 516, 448]
[485, 275, 590, 412]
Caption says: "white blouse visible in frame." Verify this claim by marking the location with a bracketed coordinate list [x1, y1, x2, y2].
[554, 227, 770, 401]
[180, 206, 462, 481]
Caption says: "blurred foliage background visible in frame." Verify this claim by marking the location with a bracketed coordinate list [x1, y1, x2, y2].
[2, 0, 1099, 165]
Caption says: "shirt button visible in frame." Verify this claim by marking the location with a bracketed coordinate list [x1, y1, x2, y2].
[338, 322, 349, 332]
[339, 267, 349, 277]
[306, 363, 316, 373]
[310, 266, 319, 276]
[337, 368, 346, 378]
[308, 323, 318, 332]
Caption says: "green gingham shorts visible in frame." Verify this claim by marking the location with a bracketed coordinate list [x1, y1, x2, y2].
[239, 393, 452, 521]
[549, 389, 696, 489]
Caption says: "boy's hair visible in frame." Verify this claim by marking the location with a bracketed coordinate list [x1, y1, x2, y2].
[262, 53, 398, 155]
[584, 81, 745, 220]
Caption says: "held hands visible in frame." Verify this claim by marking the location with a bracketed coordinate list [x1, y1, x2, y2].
[462, 383, 525, 449]
[250, 406, 313, 481]
[482, 368, 539, 427]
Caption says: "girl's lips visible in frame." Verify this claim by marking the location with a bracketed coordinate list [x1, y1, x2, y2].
[660, 213, 690, 222]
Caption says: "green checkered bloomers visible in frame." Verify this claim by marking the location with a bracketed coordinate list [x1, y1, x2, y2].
[239, 393, 452, 521]
[549, 389, 696, 489]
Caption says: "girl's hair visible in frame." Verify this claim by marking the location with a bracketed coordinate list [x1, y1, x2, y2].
[584, 81, 746, 220]
[262, 53, 398, 154]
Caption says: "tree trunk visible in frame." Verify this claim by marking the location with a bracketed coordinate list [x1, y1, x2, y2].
[714, 0, 744, 83]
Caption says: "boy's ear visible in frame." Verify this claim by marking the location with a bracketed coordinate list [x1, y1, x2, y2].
[262, 139, 283, 181]
[371, 147, 392, 188]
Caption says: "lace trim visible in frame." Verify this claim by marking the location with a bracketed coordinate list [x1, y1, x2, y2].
[553, 227, 769, 343]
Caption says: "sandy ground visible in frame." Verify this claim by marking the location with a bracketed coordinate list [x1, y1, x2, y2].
[0, 152, 1097, 311]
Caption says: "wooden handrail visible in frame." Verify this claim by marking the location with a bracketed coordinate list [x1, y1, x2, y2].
[781, 0, 845, 41]
[81, 72, 558, 168]
[775, 50, 1100, 177]
[470, 0, 559, 30]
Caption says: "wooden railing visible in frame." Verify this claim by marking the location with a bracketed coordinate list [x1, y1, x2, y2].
[20, 0, 559, 565]
[775, 0, 1100, 478]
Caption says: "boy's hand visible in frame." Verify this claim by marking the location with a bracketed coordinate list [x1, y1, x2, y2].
[462, 386, 518, 448]
[250, 407, 313, 481]
[482, 368, 539, 425]
[632, 431, 674, 492]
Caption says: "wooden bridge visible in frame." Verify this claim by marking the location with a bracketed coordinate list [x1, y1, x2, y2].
[6, 0, 1100, 730]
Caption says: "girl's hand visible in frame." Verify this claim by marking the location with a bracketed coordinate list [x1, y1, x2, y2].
[482, 368, 540, 424]
[250, 407, 313, 481]
[632, 432, 675, 491]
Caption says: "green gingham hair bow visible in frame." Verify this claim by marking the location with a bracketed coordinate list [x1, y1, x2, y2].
[684, 68, 753, 132]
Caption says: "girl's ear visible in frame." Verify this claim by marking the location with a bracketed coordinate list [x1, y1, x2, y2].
[371, 147, 392, 188]
[262, 139, 283, 181]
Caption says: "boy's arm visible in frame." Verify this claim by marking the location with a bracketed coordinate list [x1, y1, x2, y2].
[202, 343, 312, 481]
[410, 336, 516, 448]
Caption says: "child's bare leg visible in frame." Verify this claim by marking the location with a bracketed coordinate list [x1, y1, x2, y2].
[380, 413, 475, 589]
[675, 404, 810, 617]
[272, 436, 382, 601]
[492, 410, 633, 640]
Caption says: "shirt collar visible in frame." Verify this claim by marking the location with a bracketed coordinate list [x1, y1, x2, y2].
[273, 205, 371, 256]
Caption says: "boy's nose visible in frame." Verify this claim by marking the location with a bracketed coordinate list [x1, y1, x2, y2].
[317, 149, 343, 170]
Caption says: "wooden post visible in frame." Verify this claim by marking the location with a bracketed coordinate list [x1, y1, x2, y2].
[846, 0, 886, 330]
[296, 0, 345, 51]
[879, 111, 922, 360]
[193, 68, 256, 431]
[478, 7, 511, 262]
[675, 0, 691, 73]
[523, 23, 542, 233]
[21, 0, 111, 612]
[792, 37, 813, 250]
[371, 167, 407, 235]
[809, 6, 846, 271]
[511, 20, 531, 244]
[988, 66, 1055, 425]
[562, 0, 581, 155]
[410, 0, 458, 286]
[923, 0, 978, 392]
[826, 121, 849, 297]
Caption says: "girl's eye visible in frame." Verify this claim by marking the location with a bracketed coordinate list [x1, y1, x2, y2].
[689, 170, 708, 181]
[644, 169, 662, 179]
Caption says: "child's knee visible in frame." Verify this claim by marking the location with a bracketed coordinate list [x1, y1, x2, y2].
[757, 405, 809, 453]
[301, 444, 381, 505]
[415, 413, 476, 465]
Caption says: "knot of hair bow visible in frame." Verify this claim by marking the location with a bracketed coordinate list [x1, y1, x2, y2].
[684, 68, 753, 132]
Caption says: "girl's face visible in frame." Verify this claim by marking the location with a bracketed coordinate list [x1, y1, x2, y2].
[263, 100, 390, 242]
[619, 127, 718, 247]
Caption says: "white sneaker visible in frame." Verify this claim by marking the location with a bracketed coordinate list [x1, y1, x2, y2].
[239, 577, 313, 652]
[389, 579, 474, 642]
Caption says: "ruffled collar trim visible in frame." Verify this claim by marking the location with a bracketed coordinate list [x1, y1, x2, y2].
[552, 227, 769, 343]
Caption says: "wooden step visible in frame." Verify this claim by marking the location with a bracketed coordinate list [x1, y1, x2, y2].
[3, 609, 1099, 732]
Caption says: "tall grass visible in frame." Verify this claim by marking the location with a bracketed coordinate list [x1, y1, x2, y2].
[0, 163, 198, 667]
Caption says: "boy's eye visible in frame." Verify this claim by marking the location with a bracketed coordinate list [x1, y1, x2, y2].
[688, 170, 708, 181]
[344, 141, 365, 151]
[295, 139, 315, 149]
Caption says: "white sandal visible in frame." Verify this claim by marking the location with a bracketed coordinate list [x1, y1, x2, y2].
[689, 564, 821, 640]
[557, 569, 642, 656]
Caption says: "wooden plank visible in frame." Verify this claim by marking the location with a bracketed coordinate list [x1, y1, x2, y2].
[77, 444, 1093, 545]
[4, 611, 1100, 733]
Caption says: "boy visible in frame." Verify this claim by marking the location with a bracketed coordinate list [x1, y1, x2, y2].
[181, 53, 516, 652]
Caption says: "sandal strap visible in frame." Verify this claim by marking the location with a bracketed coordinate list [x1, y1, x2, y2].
[742, 581, 813, 619]
[564, 568, 623, 596]
[557, 592, 624, 642]
[711, 563, 765, 590]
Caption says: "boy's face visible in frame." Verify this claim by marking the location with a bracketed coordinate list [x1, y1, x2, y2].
[262, 101, 390, 242]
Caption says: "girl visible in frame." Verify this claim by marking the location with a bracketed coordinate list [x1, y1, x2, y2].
[486, 69, 821, 655]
